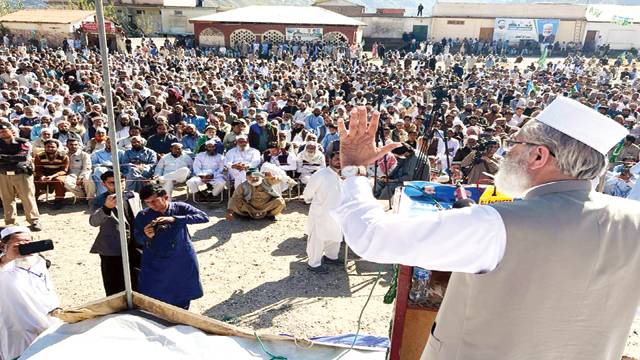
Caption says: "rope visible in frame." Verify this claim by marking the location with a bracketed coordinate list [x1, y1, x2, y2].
[336, 267, 383, 359]
[383, 264, 399, 304]
[254, 331, 288, 360]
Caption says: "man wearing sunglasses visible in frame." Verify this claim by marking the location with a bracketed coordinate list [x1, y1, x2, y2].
[333, 97, 638, 360]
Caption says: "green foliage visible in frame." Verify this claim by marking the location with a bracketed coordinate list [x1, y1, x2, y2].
[0, 0, 24, 17]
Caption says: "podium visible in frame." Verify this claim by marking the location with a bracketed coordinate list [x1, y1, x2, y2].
[387, 182, 502, 360]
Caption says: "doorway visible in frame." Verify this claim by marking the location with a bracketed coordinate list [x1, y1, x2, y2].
[479, 27, 494, 41]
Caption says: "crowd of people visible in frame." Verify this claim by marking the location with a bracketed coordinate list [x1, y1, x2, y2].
[1, 34, 640, 359]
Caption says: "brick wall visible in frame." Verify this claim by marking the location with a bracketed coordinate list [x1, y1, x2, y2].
[193, 22, 358, 47]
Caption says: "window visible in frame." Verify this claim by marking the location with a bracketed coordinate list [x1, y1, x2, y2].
[174, 10, 183, 15]
[447, 20, 465, 25]
[136, 10, 144, 15]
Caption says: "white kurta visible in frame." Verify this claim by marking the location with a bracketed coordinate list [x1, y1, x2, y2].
[331, 176, 506, 273]
[303, 167, 344, 267]
[0, 256, 61, 360]
[187, 153, 226, 195]
[224, 147, 261, 188]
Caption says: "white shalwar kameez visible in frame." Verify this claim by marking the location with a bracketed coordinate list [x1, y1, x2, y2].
[0, 256, 61, 360]
[303, 167, 344, 267]
[224, 146, 261, 188]
[186, 152, 226, 196]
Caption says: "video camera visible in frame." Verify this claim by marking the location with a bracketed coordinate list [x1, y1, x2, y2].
[472, 139, 498, 165]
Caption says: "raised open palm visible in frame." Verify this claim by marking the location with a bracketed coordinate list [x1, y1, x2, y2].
[338, 106, 400, 167]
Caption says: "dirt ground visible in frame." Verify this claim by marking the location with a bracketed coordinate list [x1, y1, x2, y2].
[26, 195, 394, 342]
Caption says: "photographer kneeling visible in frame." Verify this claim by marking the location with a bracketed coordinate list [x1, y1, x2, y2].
[0, 226, 60, 360]
[460, 139, 501, 184]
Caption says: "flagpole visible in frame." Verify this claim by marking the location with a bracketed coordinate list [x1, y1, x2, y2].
[94, 0, 133, 309]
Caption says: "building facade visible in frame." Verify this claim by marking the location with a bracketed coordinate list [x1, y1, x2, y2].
[190, 5, 364, 47]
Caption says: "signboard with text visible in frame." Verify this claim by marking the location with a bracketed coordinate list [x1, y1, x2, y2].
[285, 27, 322, 42]
[493, 18, 559, 44]
[82, 22, 115, 33]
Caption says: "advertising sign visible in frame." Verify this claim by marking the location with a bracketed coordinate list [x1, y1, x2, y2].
[493, 18, 559, 44]
[82, 22, 115, 33]
[285, 27, 323, 42]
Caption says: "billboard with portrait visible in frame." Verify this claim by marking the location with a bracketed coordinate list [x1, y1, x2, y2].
[285, 27, 323, 42]
[493, 18, 559, 44]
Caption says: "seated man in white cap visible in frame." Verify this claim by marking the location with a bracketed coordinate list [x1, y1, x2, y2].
[226, 171, 285, 221]
[333, 99, 636, 360]
[224, 134, 261, 189]
[296, 141, 326, 184]
[0, 226, 60, 360]
[152, 142, 193, 200]
[186, 139, 226, 201]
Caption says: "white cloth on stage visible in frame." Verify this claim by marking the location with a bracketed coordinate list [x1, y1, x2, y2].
[224, 146, 261, 188]
[331, 176, 506, 273]
[0, 256, 61, 360]
[260, 162, 293, 195]
[303, 167, 344, 267]
[186, 152, 226, 195]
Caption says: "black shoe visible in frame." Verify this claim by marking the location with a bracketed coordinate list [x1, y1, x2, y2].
[29, 222, 43, 232]
[194, 191, 209, 202]
[322, 256, 342, 266]
[306, 264, 329, 274]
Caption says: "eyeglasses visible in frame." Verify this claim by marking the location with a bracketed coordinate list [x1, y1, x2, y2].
[504, 139, 556, 157]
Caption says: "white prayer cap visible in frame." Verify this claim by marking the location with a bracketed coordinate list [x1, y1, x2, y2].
[1, 226, 30, 241]
[536, 96, 628, 155]
[205, 139, 217, 146]
[236, 134, 248, 141]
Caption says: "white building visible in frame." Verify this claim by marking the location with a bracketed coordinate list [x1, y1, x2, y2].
[0, 9, 95, 46]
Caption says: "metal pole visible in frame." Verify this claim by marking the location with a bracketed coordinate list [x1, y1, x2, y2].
[95, 0, 133, 309]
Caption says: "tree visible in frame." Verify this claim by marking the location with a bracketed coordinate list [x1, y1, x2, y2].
[0, 0, 24, 17]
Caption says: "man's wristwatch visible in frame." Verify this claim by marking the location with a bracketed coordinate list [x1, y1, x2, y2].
[341, 165, 367, 178]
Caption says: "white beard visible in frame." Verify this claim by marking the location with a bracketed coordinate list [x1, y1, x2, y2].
[494, 150, 532, 198]
[248, 178, 263, 187]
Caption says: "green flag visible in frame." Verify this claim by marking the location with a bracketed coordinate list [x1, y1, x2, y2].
[537, 47, 548, 68]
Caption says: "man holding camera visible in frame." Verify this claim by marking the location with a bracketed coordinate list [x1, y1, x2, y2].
[89, 171, 143, 296]
[460, 139, 501, 184]
[0, 121, 41, 231]
[134, 184, 208, 309]
[0, 226, 59, 360]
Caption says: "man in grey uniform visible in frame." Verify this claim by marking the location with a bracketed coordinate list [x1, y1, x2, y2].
[333, 97, 639, 360]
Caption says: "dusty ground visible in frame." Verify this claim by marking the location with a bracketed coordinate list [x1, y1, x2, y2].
[25, 195, 394, 341]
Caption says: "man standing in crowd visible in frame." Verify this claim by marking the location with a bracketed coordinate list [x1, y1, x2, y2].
[0, 121, 41, 231]
[226, 171, 285, 221]
[333, 101, 638, 359]
[460, 139, 500, 184]
[135, 184, 208, 309]
[0, 226, 59, 360]
[89, 171, 142, 295]
[303, 150, 344, 274]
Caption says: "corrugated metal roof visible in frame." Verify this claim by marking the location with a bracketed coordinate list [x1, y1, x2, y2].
[0, 9, 95, 24]
[189, 5, 366, 25]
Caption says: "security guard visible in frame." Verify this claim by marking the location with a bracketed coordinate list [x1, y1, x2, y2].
[0, 121, 41, 231]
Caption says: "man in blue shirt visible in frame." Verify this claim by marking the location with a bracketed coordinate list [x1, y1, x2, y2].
[147, 122, 178, 157]
[91, 139, 125, 196]
[122, 136, 157, 192]
[134, 184, 208, 309]
[185, 106, 207, 133]
[321, 123, 340, 151]
[304, 107, 324, 134]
